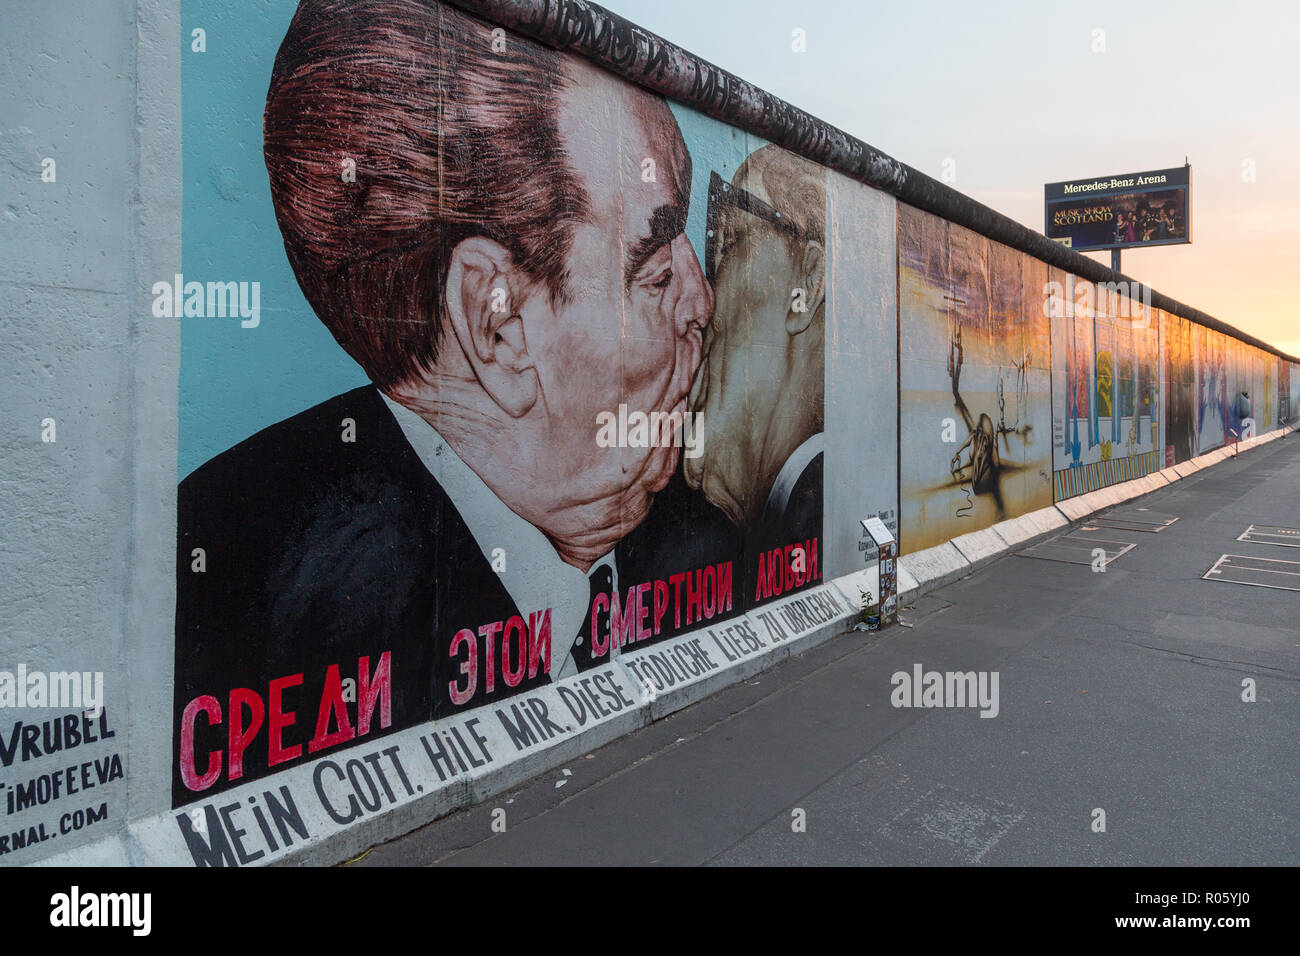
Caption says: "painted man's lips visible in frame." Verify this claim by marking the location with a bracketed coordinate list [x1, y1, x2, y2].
[687, 347, 709, 412]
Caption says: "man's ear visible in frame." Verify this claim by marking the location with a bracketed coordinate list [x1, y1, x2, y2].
[786, 241, 825, 336]
[444, 236, 539, 418]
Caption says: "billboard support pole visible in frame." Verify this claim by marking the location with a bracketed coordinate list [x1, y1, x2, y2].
[1111, 248, 1121, 273]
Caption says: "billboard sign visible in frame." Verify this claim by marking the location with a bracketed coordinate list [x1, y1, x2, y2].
[1045, 165, 1191, 252]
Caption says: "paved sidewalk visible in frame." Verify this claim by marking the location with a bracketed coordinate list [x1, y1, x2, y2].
[357, 437, 1300, 866]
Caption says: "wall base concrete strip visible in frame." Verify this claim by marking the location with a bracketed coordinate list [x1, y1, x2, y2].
[1083, 488, 1117, 510]
[992, 505, 1068, 547]
[1172, 460, 1202, 478]
[899, 541, 972, 591]
[67, 584, 860, 867]
[898, 564, 920, 595]
[1030, 505, 1071, 533]
[1131, 473, 1167, 495]
[123, 659, 653, 866]
[1054, 495, 1094, 521]
[1093, 484, 1132, 508]
[948, 527, 1010, 567]
[1130, 472, 1166, 495]
[1058, 485, 1124, 520]
[1076, 489, 1109, 513]
[621, 624, 766, 722]
[831, 565, 880, 608]
[1108, 481, 1144, 504]
[624, 583, 854, 721]
[991, 516, 1037, 548]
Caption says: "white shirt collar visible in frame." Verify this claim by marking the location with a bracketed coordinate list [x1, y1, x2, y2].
[764, 431, 825, 519]
[378, 392, 615, 678]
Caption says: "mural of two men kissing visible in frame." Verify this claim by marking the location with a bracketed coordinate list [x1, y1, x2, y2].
[173, 0, 827, 804]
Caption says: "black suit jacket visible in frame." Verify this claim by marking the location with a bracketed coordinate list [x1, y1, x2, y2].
[743, 451, 824, 608]
[174, 386, 539, 804]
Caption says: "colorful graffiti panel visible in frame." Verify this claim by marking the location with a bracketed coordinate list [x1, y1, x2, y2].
[1196, 325, 1227, 454]
[898, 205, 1053, 551]
[1164, 313, 1196, 464]
[1051, 278, 1162, 497]
[1286, 362, 1300, 425]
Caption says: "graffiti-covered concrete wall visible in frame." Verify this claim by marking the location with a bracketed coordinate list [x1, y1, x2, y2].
[1049, 275, 1162, 496]
[898, 205, 1054, 551]
[1, 0, 1295, 866]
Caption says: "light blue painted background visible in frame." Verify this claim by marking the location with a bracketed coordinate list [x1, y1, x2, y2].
[181, 0, 365, 477]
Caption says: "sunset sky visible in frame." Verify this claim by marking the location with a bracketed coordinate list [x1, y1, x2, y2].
[604, 0, 1300, 358]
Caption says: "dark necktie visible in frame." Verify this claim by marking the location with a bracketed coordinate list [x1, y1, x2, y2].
[568, 563, 613, 673]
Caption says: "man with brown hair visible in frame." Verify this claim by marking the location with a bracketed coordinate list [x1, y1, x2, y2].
[174, 0, 718, 803]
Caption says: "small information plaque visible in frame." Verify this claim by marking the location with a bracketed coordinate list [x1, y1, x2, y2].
[862, 517, 898, 623]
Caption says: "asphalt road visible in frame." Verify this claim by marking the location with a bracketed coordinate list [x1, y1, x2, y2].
[357, 437, 1300, 866]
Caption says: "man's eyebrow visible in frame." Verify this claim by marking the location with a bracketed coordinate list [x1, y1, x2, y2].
[624, 203, 686, 289]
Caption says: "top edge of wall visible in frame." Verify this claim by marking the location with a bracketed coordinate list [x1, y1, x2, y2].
[445, 0, 1298, 365]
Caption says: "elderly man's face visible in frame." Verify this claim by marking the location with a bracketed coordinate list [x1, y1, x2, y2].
[514, 64, 712, 555]
[683, 170, 818, 526]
